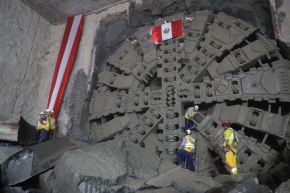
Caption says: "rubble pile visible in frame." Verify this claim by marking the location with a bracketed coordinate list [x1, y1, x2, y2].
[275, 179, 290, 193]
[53, 140, 161, 193]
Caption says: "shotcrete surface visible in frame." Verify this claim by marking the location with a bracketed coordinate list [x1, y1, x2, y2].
[0, 0, 64, 124]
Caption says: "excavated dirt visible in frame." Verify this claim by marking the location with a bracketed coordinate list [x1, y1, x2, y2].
[275, 179, 290, 193]
[53, 140, 160, 193]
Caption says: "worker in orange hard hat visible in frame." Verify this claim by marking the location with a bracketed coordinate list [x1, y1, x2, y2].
[222, 120, 238, 175]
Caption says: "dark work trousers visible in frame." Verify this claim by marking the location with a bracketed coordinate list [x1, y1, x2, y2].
[177, 149, 195, 172]
[48, 129, 55, 140]
[38, 129, 47, 144]
[185, 119, 194, 131]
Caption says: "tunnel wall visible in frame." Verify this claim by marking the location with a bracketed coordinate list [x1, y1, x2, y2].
[0, 0, 130, 138]
[0, 0, 65, 124]
[21, 0, 128, 24]
[57, 2, 131, 138]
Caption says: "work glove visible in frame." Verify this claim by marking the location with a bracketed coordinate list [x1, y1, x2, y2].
[224, 144, 232, 152]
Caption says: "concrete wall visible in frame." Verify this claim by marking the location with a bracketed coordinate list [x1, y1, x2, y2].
[21, 0, 128, 24]
[0, 0, 130, 139]
[0, 0, 64, 124]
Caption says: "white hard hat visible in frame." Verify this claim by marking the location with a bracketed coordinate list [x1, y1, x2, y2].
[45, 109, 54, 113]
[194, 105, 199, 111]
[186, 129, 192, 135]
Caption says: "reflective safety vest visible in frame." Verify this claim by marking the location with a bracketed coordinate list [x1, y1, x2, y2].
[185, 107, 197, 120]
[224, 127, 238, 153]
[48, 116, 56, 130]
[37, 116, 49, 131]
[184, 135, 195, 153]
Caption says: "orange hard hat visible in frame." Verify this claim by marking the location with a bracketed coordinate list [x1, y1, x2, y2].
[222, 120, 231, 127]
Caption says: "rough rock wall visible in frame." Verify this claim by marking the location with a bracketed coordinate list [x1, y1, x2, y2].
[0, 0, 130, 137]
[132, 0, 272, 36]
[0, 146, 21, 164]
[275, 179, 290, 193]
[0, 0, 64, 124]
[269, 0, 290, 59]
[54, 140, 160, 193]
[21, 0, 128, 24]
[193, 0, 273, 36]
[57, 2, 130, 137]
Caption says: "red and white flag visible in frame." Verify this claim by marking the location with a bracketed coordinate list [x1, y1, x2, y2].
[47, 14, 85, 117]
[151, 19, 184, 44]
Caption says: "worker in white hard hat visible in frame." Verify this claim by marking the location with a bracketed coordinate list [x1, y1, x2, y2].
[177, 129, 196, 171]
[222, 120, 238, 175]
[184, 105, 199, 131]
[36, 111, 49, 143]
[45, 109, 57, 140]
[36, 109, 57, 144]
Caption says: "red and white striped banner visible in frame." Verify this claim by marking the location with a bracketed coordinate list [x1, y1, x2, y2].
[151, 19, 184, 44]
[47, 14, 85, 117]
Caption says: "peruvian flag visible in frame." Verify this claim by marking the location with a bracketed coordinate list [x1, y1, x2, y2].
[47, 14, 85, 117]
[151, 19, 184, 44]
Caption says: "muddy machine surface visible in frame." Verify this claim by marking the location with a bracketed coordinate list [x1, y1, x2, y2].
[89, 11, 290, 176]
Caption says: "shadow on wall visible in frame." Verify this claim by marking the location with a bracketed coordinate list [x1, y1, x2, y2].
[136, 0, 273, 37]
[79, 13, 138, 134]
[194, 0, 273, 36]
[18, 117, 38, 145]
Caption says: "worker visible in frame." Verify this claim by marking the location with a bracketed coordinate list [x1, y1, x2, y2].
[45, 109, 56, 140]
[184, 105, 198, 131]
[177, 129, 196, 172]
[222, 120, 238, 175]
[37, 111, 49, 144]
